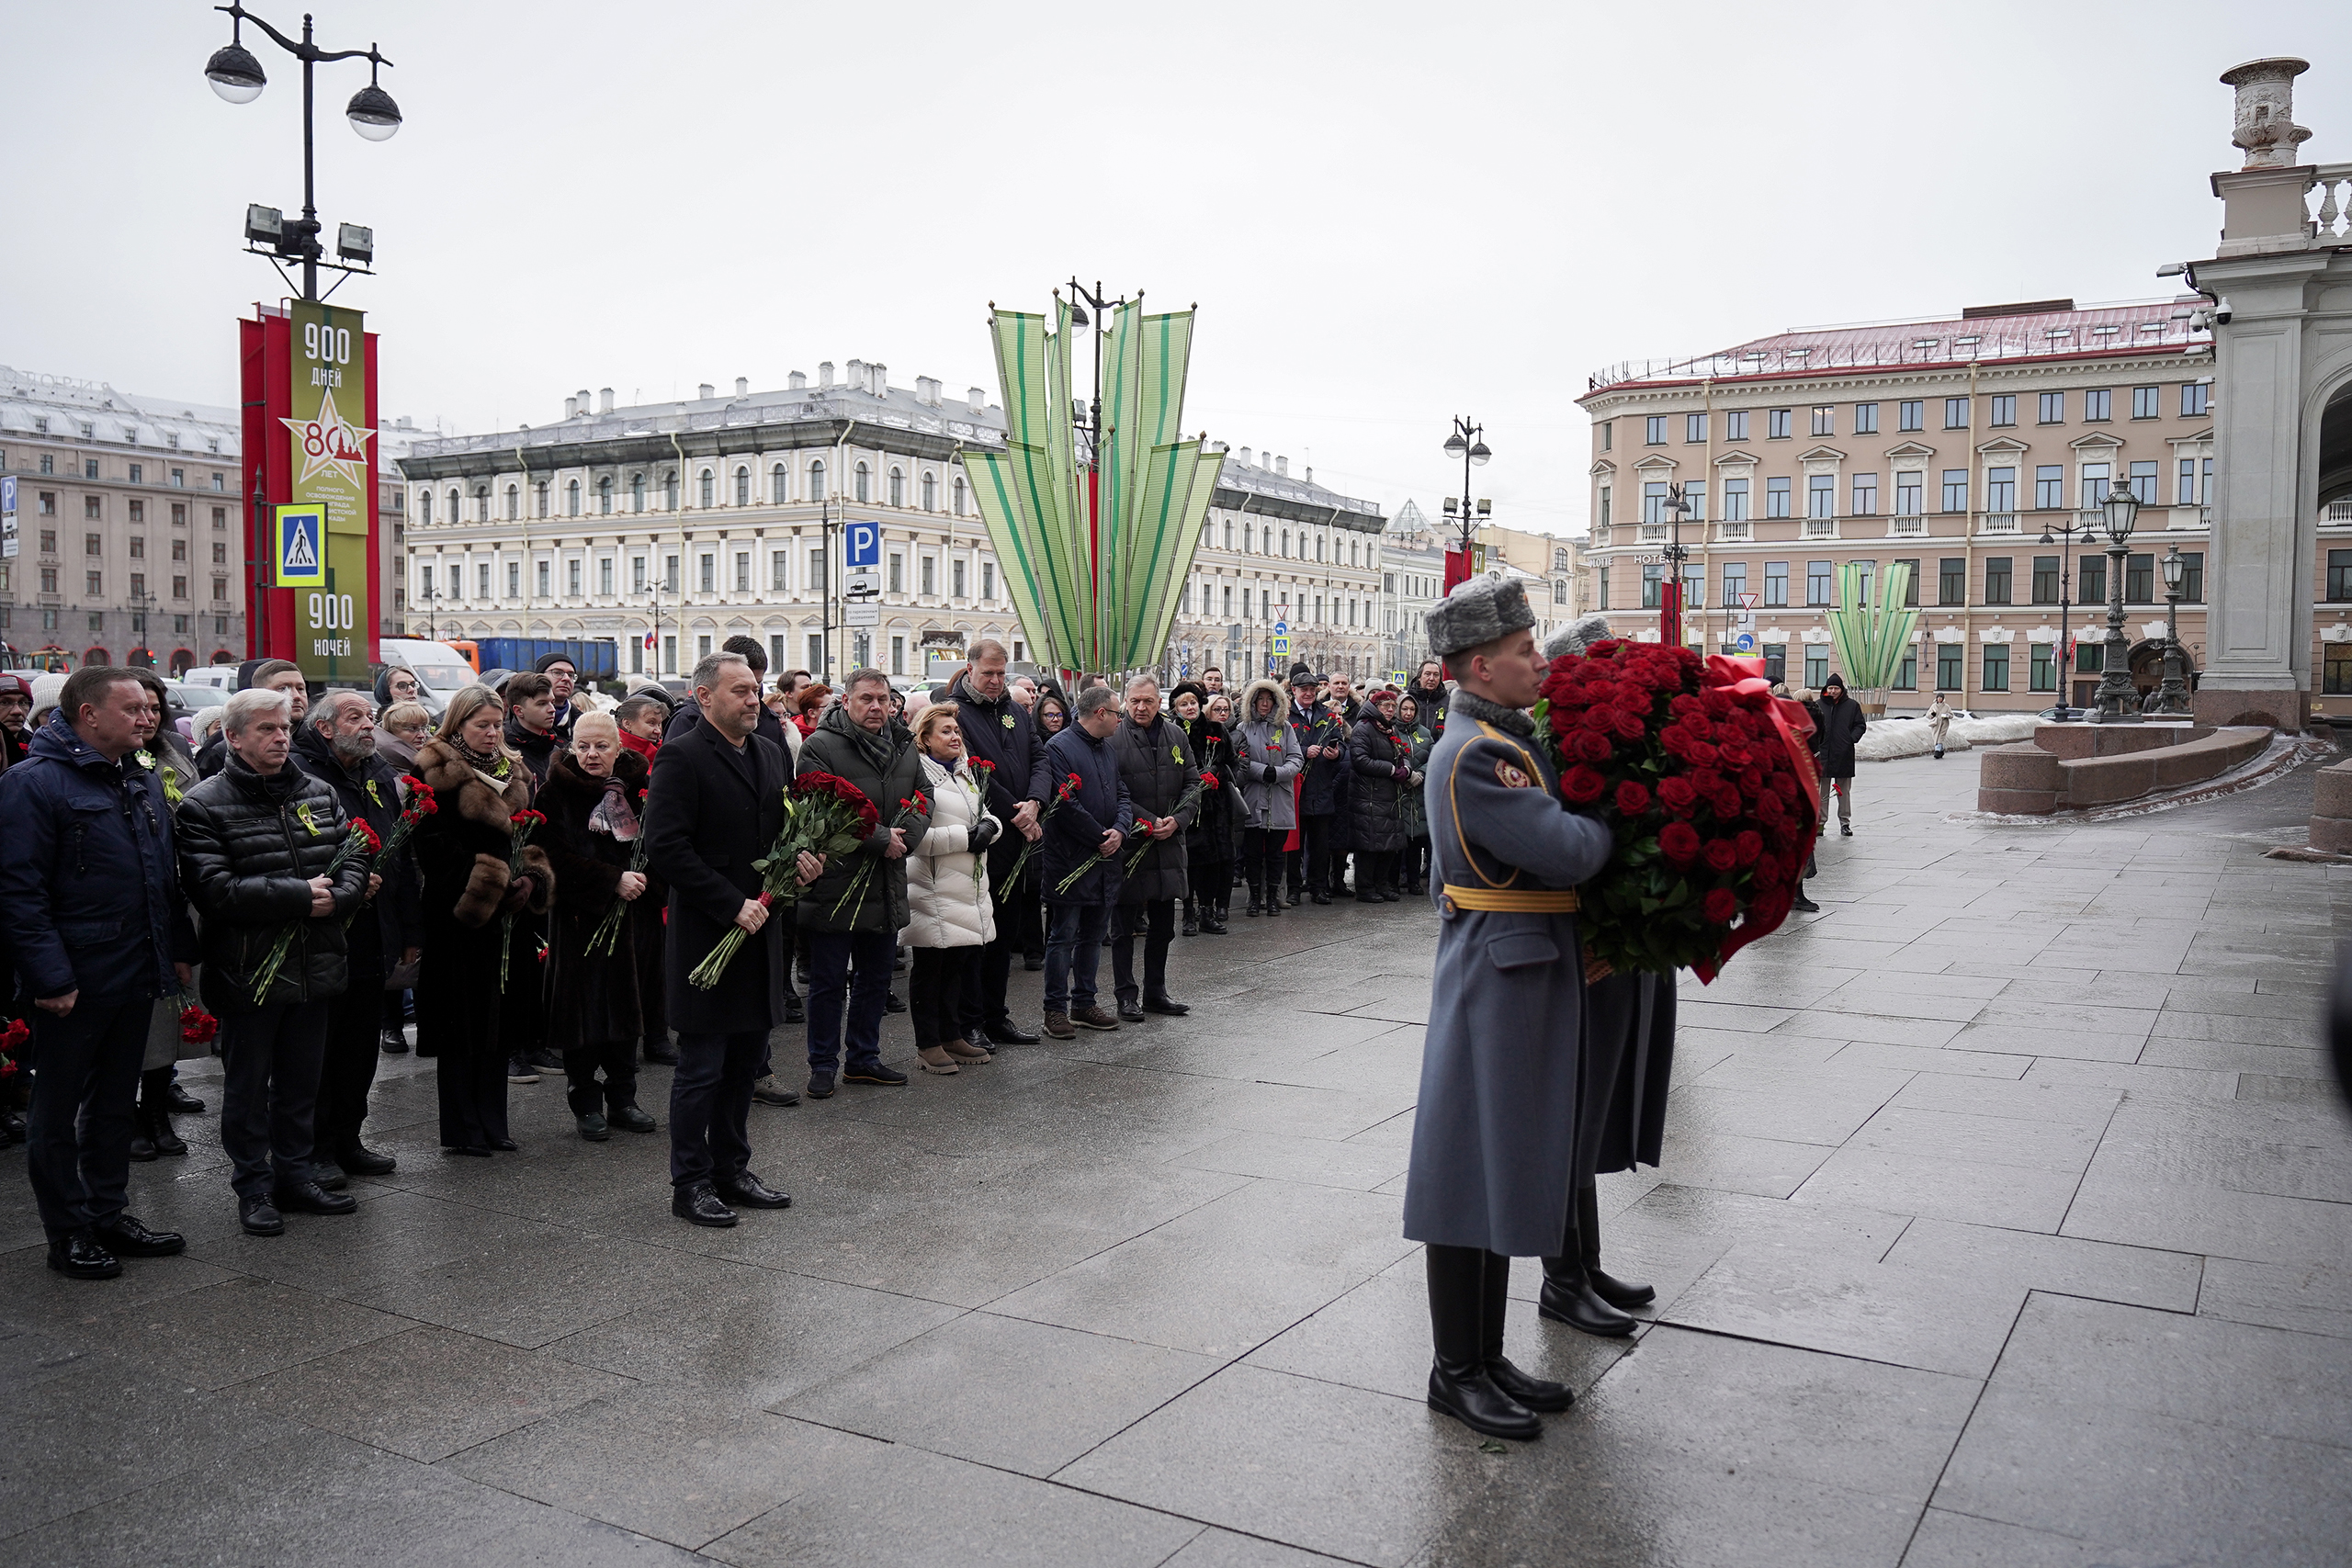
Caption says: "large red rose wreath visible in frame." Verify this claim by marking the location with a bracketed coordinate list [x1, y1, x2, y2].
[1536, 643, 1820, 982]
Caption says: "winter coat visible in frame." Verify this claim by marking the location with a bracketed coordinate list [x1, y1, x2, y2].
[1232, 680, 1304, 831]
[1289, 698, 1351, 818]
[1402, 696, 1614, 1257]
[504, 714, 562, 785]
[408, 737, 552, 1066]
[1182, 716, 1238, 866]
[289, 724, 422, 975]
[1926, 695, 1955, 745]
[1347, 714, 1409, 855]
[1810, 692, 1869, 778]
[904, 751, 1000, 950]
[1408, 675, 1452, 739]
[0, 711, 198, 1003]
[1396, 723, 1436, 840]
[952, 673, 1046, 819]
[644, 721, 794, 1034]
[1110, 714, 1198, 905]
[1581, 970, 1677, 1178]
[175, 751, 371, 1014]
[537, 748, 649, 1049]
[794, 705, 928, 935]
[1034, 722, 1133, 908]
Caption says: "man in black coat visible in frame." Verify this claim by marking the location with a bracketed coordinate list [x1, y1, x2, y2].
[0, 667, 198, 1279]
[951, 639, 1045, 1045]
[1807, 673, 1868, 838]
[1108, 675, 1197, 1022]
[1285, 665, 1350, 904]
[643, 649, 820, 1229]
[291, 690, 420, 1184]
[176, 687, 372, 1238]
[1408, 660, 1451, 739]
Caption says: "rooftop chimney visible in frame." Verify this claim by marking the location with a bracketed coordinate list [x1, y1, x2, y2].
[819, 363, 835, 388]
[1238, 447, 1252, 468]
[967, 387, 986, 413]
[916, 376, 940, 405]
[845, 358, 865, 391]
[598, 388, 614, 414]
[735, 377, 749, 397]
[1275, 456, 1288, 477]
[697, 383, 714, 400]
[789, 370, 808, 390]
[563, 396, 579, 420]
[576, 389, 591, 415]
[870, 362, 887, 395]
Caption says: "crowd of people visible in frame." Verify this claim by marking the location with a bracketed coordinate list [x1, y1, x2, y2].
[0, 634, 1476, 1271]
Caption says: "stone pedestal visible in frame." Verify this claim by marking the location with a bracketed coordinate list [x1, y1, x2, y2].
[2311, 758, 2352, 854]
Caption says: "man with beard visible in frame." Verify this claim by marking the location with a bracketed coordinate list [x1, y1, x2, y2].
[292, 689, 420, 1184]
[0, 671, 33, 768]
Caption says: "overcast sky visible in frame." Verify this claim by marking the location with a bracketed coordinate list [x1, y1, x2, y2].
[6, 1, 2346, 537]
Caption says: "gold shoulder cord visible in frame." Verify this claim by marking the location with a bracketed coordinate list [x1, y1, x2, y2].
[1446, 720, 1544, 891]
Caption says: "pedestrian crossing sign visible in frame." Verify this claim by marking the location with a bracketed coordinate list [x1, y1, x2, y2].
[274, 503, 327, 587]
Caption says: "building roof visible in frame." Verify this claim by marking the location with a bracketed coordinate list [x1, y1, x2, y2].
[1585, 296, 2214, 396]
[0, 364, 241, 454]
[1214, 451, 1383, 523]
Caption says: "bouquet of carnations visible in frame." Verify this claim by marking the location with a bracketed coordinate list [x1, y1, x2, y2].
[250, 818, 380, 1003]
[585, 782, 652, 959]
[998, 772, 1081, 899]
[0, 1016, 28, 1085]
[831, 789, 930, 925]
[498, 810, 546, 989]
[177, 998, 220, 1047]
[341, 780, 436, 931]
[686, 771, 878, 989]
[1124, 771, 1216, 874]
[1535, 644, 1819, 982]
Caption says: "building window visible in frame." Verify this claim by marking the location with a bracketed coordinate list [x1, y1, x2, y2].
[891, 635, 907, 676]
[2125, 553, 2154, 604]
[921, 556, 936, 595]
[1723, 479, 1749, 521]
[40, 567, 57, 593]
[85, 532, 101, 556]
[1986, 467, 2017, 513]
[2035, 465, 2064, 510]
[1643, 482, 1671, 525]
[1811, 406, 1835, 436]
[1984, 557, 2012, 605]
[1597, 569, 1610, 610]
[699, 469, 715, 508]
[1807, 475, 1835, 518]
[1898, 400, 1924, 432]
[808, 548, 825, 591]
[85, 496, 102, 520]
[982, 560, 995, 600]
[665, 470, 679, 510]
[568, 559, 582, 596]
[2077, 640, 2105, 673]
[1939, 558, 1966, 605]
[2128, 460, 2159, 505]
[953, 558, 967, 599]
[2177, 457, 2208, 505]
[889, 467, 905, 508]
[2325, 646, 2352, 695]
[735, 467, 750, 506]
[1638, 562, 1666, 607]
[1724, 411, 1749, 442]
[1645, 416, 1667, 445]
[2182, 382, 2210, 417]
[1681, 481, 1707, 521]
[598, 476, 614, 514]
[2132, 386, 2160, 420]
[953, 474, 966, 516]
[2080, 463, 2111, 508]
[1983, 643, 2010, 692]
[2030, 642, 2056, 692]
[1938, 643, 1963, 690]
[1600, 422, 1613, 450]
[1852, 402, 1879, 435]
[1989, 395, 2017, 427]
[855, 462, 871, 503]
[1805, 559, 1834, 606]
[632, 472, 647, 513]
[731, 552, 748, 592]
[2078, 555, 2105, 605]
[698, 553, 715, 592]
[1944, 398, 1971, 429]
[1894, 558, 1921, 606]
[1894, 647, 1917, 689]
[567, 479, 581, 516]
[922, 471, 936, 511]
[2032, 555, 2061, 604]
[600, 557, 615, 595]
[1765, 477, 1792, 518]
[87, 570, 103, 596]
[1941, 470, 1969, 513]
[417, 491, 432, 525]
[1684, 412, 1707, 443]
[2179, 551, 2205, 601]
[2039, 391, 2064, 425]
[808, 461, 825, 502]
[1722, 560, 1747, 605]
[632, 556, 648, 592]
[1767, 409, 1792, 440]
[534, 560, 549, 597]
[1804, 647, 1829, 688]
[1758, 642, 1785, 683]
[2084, 389, 2111, 422]
[1894, 472, 1923, 516]
[1763, 559, 1788, 607]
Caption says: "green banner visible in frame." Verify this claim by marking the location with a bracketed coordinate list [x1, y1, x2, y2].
[285, 300, 373, 680]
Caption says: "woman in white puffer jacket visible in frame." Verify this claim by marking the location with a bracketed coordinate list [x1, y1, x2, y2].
[903, 703, 1003, 1075]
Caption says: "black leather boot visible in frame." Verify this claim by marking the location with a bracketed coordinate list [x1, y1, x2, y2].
[1181, 898, 1198, 937]
[140, 1069, 187, 1156]
[1481, 1249, 1571, 1413]
[1578, 1186, 1654, 1309]
[1540, 1203, 1637, 1337]
[1425, 1244, 1543, 1440]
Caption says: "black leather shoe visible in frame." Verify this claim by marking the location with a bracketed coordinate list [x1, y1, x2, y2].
[784, 997, 805, 1024]
[1792, 894, 1821, 913]
[1588, 1266, 1656, 1310]
[489, 1137, 520, 1152]
[1264, 897, 1283, 918]
[1141, 994, 1190, 1017]
[643, 1043, 680, 1066]
[128, 1125, 156, 1162]
[1312, 892, 1333, 906]
[1117, 998, 1147, 1024]
[312, 1162, 349, 1191]
[610, 1103, 657, 1134]
[1839, 823, 1852, 837]
[166, 1081, 206, 1114]
[576, 1112, 610, 1141]
[1537, 1269, 1637, 1337]
[1202, 910, 1227, 934]
[842, 1062, 908, 1087]
[144, 1113, 188, 1156]
[805, 1071, 837, 1100]
[672, 1182, 738, 1227]
[1380, 888, 1402, 902]
[1245, 897, 1263, 917]
[883, 991, 908, 1015]
[92, 1213, 186, 1258]
[984, 1018, 1040, 1045]
[1427, 1361, 1543, 1440]
[239, 1195, 285, 1235]
[717, 1173, 792, 1209]
[47, 1234, 122, 1279]
[379, 1028, 410, 1055]
[275, 1180, 357, 1217]
[1487, 1358, 1573, 1413]
[340, 1144, 398, 1177]
[1023, 955, 1046, 971]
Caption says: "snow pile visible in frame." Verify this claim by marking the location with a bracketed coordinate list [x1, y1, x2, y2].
[1855, 713, 2041, 761]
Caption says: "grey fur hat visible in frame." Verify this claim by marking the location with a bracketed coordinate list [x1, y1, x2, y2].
[1426, 574, 1535, 658]
[1544, 615, 1611, 660]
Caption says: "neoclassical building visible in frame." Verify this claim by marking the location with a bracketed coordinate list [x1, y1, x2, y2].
[398, 363, 1024, 681]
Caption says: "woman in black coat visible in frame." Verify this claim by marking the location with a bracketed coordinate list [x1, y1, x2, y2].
[1170, 682, 1234, 935]
[1807, 672, 1868, 838]
[1346, 690, 1409, 903]
[412, 687, 553, 1156]
[537, 716, 653, 1141]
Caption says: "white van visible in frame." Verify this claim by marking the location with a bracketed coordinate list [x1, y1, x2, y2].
[379, 638, 481, 716]
[179, 664, 240, 694]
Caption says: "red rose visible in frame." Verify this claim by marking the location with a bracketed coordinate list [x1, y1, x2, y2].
[1669, 694, 1706, 721]
[1610, 706, 1648, 741]
[1754, 852, 1786, 888]
[1702, 839, 1739, 874]
[1615, 781, 1653, 815]
[1659, 821, 1702, 864]
[1561, 765, 1606, 804]
[1701, 688, 1736, 718]
[1735, 829, 1763, 866]
[1710, 785, 1743, 820]
[1754, 788, 1785, 822]
[1702, 886, 1739, 924]
[1582, 705, 1618, 735]
[1657, 776, 1699, 816]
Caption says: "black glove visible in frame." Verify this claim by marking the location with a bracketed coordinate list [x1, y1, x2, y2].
[1261, 764, 1281, 784]
[969, 817, 1001, 852]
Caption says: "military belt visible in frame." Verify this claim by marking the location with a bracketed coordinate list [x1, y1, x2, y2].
[1439, 885, 1580, 913]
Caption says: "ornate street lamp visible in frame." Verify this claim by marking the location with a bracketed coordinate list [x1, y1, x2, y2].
[2037, 511, 2101, 719]
[1441, 417, 1490, 586]
[2154, 544, 2193, 716]
[1660, 481, 1692, 649]
[2088, 478, 2142, 722]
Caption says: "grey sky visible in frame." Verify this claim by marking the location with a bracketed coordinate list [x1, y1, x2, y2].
[5, 1, 2346, 536]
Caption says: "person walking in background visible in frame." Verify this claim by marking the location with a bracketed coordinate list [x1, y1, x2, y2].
[1926, 691, 1955, 759]
[1233, 679, 1302, 918]
[1347, 687, 1408, 903]
[903, 704, 1001, 1075]
[1809, 673, 1868, 838]
[176, 687, 371, 1237]
[538, 712, 657, 1141]
[1395, 693, 1435, 896]
[1035, 684, 1132, 1038]
[0, 667, 198, 1279]
[1108, 675, 1197, 1022]
[413, 686, 552, 1155]
[1171, 681, 1235, 935]
[950, 640, 1046, 1049]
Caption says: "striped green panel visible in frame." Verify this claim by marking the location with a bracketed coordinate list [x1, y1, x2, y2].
[1133, 446, 1226, 670]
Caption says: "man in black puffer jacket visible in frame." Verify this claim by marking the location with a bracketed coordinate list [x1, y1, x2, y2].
[1107, 676, 1198, 1022]
[176, 687, 372, 1238]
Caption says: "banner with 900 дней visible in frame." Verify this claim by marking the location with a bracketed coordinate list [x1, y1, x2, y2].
[283, 300, 374, 680]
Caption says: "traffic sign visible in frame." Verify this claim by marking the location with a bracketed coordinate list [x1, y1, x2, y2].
[0, 475, 15, 559]
[1272, 619, 1289, 637]
[844, 521, 881, 568]
[1736, 592, 1761, 609]
[1735, 631, 1756, 653]
[1272, 635, 1292, 658]
[844, 569, 880, 597]
[842, 603, 880, 626]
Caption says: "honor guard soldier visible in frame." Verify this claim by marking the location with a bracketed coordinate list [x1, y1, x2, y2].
[1403, 575, 1613, 1441]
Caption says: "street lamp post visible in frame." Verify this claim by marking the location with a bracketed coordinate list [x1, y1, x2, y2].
[1660, 481, 1693, 650]
[204, 3, 401, 303]
[2088, 480, 2143, 723]
[2037, 511, 2100, 720]
[1440, 417, 1490, 588]
[2154, 545, 2192, 716]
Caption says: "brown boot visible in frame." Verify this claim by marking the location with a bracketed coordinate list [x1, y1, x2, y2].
[942, 1038, 993, 1063]
[915, 1045, 960, 1075]
[1070, 1004, 1120, 1032]
[1042, 1011, 1077, 1040]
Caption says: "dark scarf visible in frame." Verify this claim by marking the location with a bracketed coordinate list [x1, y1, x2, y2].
[819, 700, 899, 773]
[1447, 689, 1533, 738]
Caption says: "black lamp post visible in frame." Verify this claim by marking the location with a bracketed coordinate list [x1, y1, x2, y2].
[205, 3, 400, 302]
[1660, 481, 1693, 649]
[2088, 479, 2142, 723]
[1440, 417, 1491, 577]
[2154, 545, 2192, 716]
[2037, 510, 2100, 719]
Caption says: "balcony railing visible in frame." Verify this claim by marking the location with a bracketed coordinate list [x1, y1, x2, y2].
[1639, 524, 1668, 543]
[1978, 512, 2020, 536]
[1888, 516, 1926, 537]
[1716, 521, 1750, 542]
[1802, 517, 1837, 538]
[2324, 498, 2352, 524]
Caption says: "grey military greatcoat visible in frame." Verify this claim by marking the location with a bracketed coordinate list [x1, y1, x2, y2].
[1401, 698, 1613, 1258]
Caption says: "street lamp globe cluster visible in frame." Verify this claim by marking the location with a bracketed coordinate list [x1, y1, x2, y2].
[1441, 418, 1490, 571]
[2089, 477, 2142, 722]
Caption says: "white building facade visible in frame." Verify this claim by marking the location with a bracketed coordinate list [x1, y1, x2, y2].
[1379, 499, 1448, 680]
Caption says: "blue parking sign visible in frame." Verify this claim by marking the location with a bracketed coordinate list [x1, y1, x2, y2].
[845, 521, 880, 568]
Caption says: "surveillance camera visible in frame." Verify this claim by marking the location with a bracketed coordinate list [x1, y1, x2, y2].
[2212, 297, 2233, 325]
[2155, 262, 2187, 277]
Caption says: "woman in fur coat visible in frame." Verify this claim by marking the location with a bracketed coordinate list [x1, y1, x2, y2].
[412, 685, 554, 1156]
[536, 712, 654, 1139]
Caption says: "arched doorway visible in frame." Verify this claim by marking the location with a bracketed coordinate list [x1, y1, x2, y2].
[170, 649, 197, 676]
[83, 647, 109, 667]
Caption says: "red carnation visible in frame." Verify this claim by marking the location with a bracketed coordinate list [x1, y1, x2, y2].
[1614, 781, 1652, 816]
[1561, 765, 1606, 805]
[1657, 776, 1700, 816]
[1702, 886, 1739, 924]
[1702, 839, 1739, 874]
[1658, 821, 1702, 864]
